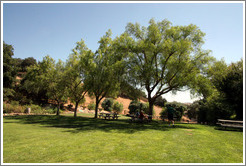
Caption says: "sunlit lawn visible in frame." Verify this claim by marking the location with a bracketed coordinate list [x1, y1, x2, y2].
[3, 114, 243, 163]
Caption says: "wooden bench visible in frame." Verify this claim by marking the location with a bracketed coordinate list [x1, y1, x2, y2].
[217, 119, 243, 129]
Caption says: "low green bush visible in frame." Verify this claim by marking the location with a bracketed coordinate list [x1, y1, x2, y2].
[101, 98, 114, 112]
[10, 101, 19, 106]
[3, 103, 55, 115]
[25, 104, 56, 114]
[88, 102, 95, 110]
[112, 101, 123, 114]
[68, 104, 73, 109]
[3, 103, 25, 113]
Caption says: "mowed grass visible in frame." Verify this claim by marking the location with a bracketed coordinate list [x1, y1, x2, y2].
[3, 114, 243, 163]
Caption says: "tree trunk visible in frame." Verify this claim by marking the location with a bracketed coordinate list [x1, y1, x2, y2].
[148, 100, 154, 120]
[147, 91, 154, 120]
[56, 102, 60, 116]
[74, 102, 78, 117]
[94, 97, 99, 119]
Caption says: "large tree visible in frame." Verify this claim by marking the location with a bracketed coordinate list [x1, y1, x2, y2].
[64, 40, 93, 117]
[3, 42, 17, 89]
[45, 58, 68, 115]
[218, 59, 243, 120]
[84, 30, 126, 118]
[116, 19, 212, 119]
[22, 56, 68, 115]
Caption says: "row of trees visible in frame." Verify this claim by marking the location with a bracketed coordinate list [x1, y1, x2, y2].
[187, 59, 243, 123]
[4, 18, 242, 120]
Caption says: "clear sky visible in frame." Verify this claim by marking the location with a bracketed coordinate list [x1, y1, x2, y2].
[2, 2, 244, 103]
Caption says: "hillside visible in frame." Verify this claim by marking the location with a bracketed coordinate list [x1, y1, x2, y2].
[66, 94, 163, 116]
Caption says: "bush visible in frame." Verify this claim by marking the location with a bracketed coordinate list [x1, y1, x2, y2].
[112, 101, 123, 114]
[88, 102, 95, 110]
[101, 98, 114, 112]
[128, 100, 141, 114]
[128, 101, 154, 115]
[68, 104, 73, 109]
[10, 100, 19, 106]
[25, 104, 56, 114]
[187, 101, 199, 119]
[160, 107, 167, 119]
[3, 103, 25, 113]
[154, 96, 167, 107]
[164, 103, 185, 121]
[3, 88, 15, 101]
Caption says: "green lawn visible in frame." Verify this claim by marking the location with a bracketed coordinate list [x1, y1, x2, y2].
[3, 114, 243, 163]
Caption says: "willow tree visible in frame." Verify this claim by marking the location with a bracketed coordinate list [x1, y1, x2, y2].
[116, 19, 212, 119]
[84, 30, 126, 118]
[64, 40, 93, 117]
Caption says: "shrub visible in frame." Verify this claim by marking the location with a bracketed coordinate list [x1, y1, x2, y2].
[154, 96, 167, 107]
[187, 102, 199, 119]
[25, 104, 55, 114]
[175, 105, 185, 121]
[128, 101, 153, 115]
[164, 103, 185, 121]
[10, 100, 19, 106]
[88, 102, 95, 110]
[68, 104, 73, 109]
[3, 88, 15, 101]
[128, 100, 141, 114]
[3, 103, 25, 113]
[112, 101, 123, 114]
[160, 107, 167, 119]
[101, 98, 114, 112]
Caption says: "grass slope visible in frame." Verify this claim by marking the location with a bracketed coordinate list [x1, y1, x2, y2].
[3, 114, 243, 163]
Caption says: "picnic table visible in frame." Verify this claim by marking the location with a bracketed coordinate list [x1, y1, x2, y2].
[217, 119, 243, 129]
[99, 113, 119, 120]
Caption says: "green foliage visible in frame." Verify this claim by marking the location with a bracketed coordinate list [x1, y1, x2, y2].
[3, 88, 15, 101]
[160, 107, 167, 119]
[88, 102, 96, 110]
[3, 103, 25, 113]
[218, 60, 243, 120]
[22, 56, 68, 115]
[25, 104, 56, 114]
[128, 100, 150, 115]
[128, 100, 141, 114]
[119, 81, 146, 100]
[2, 102, 55, 114]
[187, 101, 199, 119]
[83, 30, 126, 118]
[193, 59, 243, 124]
[21, 57, 37, 72]
[112, 101, 123, 113]
[165, 103, 186, 121]
[10, 100, 19, 106]
[115, 19, 211, 116]
[154, 96, 167, 107]
[68, 104, 73, 109]
[64, 40, 91, 116]
[101, 98, 114, 112]
[3, 42, 17, 89]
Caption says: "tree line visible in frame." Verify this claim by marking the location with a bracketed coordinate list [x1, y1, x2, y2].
[3, 18, 243, 121]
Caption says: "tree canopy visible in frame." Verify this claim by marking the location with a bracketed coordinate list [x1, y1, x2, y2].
[115, 18, 212, 118]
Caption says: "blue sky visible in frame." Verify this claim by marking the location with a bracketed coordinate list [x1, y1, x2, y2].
[2, 2, 244, 103]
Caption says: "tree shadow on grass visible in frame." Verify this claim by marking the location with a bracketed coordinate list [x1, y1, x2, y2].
[3, 115, 198, 134]
[214, 126, 243, 132]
